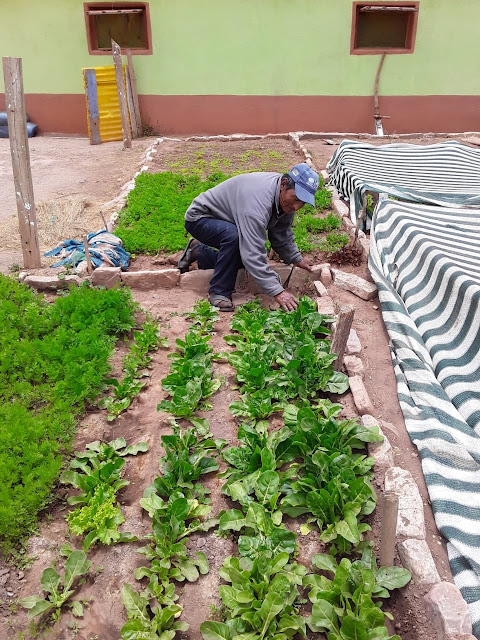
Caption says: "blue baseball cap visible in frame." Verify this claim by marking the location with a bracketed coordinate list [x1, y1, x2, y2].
[288, 163, 319, 206]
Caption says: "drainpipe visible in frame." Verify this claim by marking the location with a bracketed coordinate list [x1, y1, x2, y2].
[373, 53, 387, 136]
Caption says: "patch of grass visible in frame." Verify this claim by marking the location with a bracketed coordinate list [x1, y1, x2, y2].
[0, 277, 137, 553]
[116, 172, 229, 255]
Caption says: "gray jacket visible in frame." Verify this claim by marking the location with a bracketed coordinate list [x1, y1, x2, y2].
[185, 172, 302, 296]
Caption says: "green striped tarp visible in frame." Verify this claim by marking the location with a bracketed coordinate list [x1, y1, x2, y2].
[327, 140, 480, 221]
[369, 198, 480, 637]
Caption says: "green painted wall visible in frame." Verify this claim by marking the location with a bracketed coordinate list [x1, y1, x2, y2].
[1, 0, 479, 96]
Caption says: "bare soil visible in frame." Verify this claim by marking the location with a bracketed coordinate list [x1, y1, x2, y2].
[0, 133, 462, 640]
[0, 136, 152, 274]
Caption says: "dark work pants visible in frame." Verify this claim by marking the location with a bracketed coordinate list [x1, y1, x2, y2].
[185, 218, 243, 297]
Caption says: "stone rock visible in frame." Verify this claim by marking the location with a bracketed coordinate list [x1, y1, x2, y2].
[320, 169, 329, 181]
[310, 262, 330, 275]
[17, 271, 27, 282]
[24, 275, 81, 291]
[179, 269, 213, 293]
[344, 355, 364, 379]
[288, 267, 310, 289]
[424, 582, 472, 639]
[121, 269, 179, 290]
[332, 198, 350, 218]
[331, 269, 377, 301]
[313, 280, 328, 297]
[398, 539, 440, 585]
[384, 467, 426, 539]
[445, 635, 477, 640]
[235, 269, 248, 292]
[361, 415, 394, 468]
[345, 329, 362, 355]
[349, 376, 375, 416]
[91, 266, 121, 289]
[316, 296, 336, 316]
[320, 266, 333, 287]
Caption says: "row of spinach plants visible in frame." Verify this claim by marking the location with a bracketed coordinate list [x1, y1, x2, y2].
[119, 300, 227, 638]
[100, 317, 169, 421]
[201, 298, 410, 640]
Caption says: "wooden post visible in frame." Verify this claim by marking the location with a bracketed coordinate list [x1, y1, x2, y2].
[2, 57, 41, 268]
[125, 68, 139, 138]
[331, 305, 355, 371]
[354, 193, 367, 245]
[126, 49, 142, 137]
[84, 68, 101, 145]
[100, 210, 108, 230]
[83, 235, 94, 275]
[111, 39, 132, 149]
[379, 491, 399, 567]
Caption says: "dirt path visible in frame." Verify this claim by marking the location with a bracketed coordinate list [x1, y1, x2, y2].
[0, 136, 151, 273]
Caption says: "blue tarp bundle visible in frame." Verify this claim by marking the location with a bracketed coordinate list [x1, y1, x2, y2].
[44, 230, 130, 270]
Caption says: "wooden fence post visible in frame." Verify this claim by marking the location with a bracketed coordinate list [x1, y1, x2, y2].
[111, 39, 132, 149]
[126, 49, 142, 137]
[379, 491, 399, 567]
[331, 305, 355, 371]
[2, 57, 41, 268]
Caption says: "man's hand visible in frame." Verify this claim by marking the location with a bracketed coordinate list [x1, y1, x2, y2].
[294, 258, 313, 271]
[275, 290, 299, 312]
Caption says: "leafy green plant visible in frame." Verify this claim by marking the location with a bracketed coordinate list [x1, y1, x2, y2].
[201, 552, 307, 640]
[121, 583, 188, 640]
[61, 438, 148, 550]
[20, 550, 91, 621]
[116, 172, 230, 254]
[100, 318, 167, 420]
[224, 298, 348, 421]
[158, 329, 221, 420]
[184, 299, 219, 334]
[320, 231, 349, 254]
[304, 545, 411, 639]
[0, 277, 137, 552]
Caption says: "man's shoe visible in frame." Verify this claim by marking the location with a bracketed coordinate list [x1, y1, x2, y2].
[178, 238, 200, 273]
[208, 294, 234, 312]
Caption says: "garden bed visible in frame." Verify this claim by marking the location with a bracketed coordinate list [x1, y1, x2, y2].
[0, 282, 451, 640]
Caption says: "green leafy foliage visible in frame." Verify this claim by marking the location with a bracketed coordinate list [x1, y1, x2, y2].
[158, 302, 220, 419]
[184, 299, 220, 334]
[224, 297, 348, 421]
[61, 438, 148, 550]
[304, 545, 410, 639]
[0, 276, 137, 552]
[100, 318, 168, 420]
[120, 584, 188, 640]
[319, 231, 350, 255]
[201, 552, 307, 640]
[116, 172, 229, 254]
[20, 549, 91, 621]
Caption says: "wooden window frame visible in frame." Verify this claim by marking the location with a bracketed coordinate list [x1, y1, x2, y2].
[84, 2, 153, 55]
[350, 2, 420, 55]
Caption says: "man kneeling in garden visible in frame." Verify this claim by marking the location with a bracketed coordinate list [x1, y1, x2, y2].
[178, 163, 319, 312]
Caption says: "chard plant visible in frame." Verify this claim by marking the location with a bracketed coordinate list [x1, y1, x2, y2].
[61, 438, 148, 551]
[20, 549, 91, 621]
[224, 298, 349, 421]
[201, 552, 307, 640]
[121, 583, 188, 640]
[304, 545, 411, 640]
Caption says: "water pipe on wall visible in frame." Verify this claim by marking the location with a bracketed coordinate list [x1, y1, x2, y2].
[373, 53, 388, 136]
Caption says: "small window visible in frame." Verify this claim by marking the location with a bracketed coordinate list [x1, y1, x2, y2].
[351, 2, 419, 55]
[84, 2, 152, 55]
